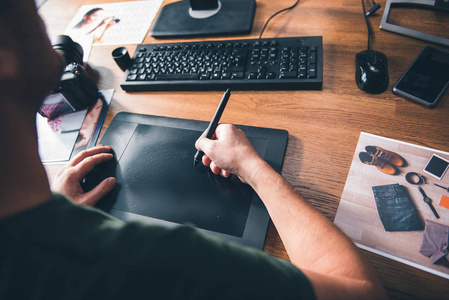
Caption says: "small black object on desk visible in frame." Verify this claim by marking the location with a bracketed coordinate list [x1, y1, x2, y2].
[112, 47, 131, 71]
[194, 88, 231, 167]
[355, 0, 389, 94]
[355, 50, 389, 94]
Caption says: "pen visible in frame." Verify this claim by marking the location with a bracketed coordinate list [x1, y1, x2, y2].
[194, 89, 231, 167]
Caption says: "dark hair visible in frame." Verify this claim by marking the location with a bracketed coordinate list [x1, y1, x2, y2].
[74, 8, 103, 28]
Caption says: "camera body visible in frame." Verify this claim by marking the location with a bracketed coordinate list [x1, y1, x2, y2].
[39, 35, 98, 119]
[53, 62, 98, 110]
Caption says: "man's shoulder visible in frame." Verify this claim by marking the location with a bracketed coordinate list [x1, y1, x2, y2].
[0, 194, 316, 299]
[0, 194, 170, 257]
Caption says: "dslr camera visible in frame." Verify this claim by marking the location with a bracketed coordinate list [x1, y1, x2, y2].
[39, 35, 98, 119]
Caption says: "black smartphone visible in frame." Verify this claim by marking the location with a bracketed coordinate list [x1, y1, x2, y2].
[393, 46, 449, 108]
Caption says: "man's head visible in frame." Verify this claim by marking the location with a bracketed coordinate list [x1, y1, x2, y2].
[0, 0, 64, 113]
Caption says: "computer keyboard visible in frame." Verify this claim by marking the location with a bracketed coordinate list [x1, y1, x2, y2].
[121, 36, 322, 91]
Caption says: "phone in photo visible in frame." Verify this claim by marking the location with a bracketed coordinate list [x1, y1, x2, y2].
[423, 154, 449, 180]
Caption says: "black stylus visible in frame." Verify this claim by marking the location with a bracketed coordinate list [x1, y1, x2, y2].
[194, 89, 231, 167]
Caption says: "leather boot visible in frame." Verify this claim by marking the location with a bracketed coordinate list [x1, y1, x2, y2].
[365, 146, 406, 167]
[359, 152, 399, 175]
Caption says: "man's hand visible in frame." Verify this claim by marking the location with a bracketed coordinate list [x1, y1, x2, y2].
[51, 145, 116, 206]
[195, 124, 263, 183]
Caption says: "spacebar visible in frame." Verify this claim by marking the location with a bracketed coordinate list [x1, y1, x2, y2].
[156, 73, 200, 80]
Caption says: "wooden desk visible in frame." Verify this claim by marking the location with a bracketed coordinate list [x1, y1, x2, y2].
[39, 0, 449, 298]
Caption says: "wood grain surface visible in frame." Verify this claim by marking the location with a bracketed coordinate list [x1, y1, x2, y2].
[39, 0, 449, 298]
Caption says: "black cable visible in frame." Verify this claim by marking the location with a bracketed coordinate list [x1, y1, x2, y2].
[365, 0, 381, 16]
[361, 0, 371, 51]
[259, 0, 300, 39]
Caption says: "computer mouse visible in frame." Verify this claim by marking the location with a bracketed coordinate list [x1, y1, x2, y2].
[81, 156, 117, 193]
[355, 50, 389, 94]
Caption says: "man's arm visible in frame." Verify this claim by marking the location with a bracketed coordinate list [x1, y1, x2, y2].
[195, 124, 387, 300]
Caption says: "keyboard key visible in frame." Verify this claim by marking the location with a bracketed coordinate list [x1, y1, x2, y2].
[227, 65, 245, 72]
[308, 52, 317, 64]
[200, 73, 210, 80]
[258, 66, 267, 79]
[127, 74, 137, 81]
[231, 72, 244, 79]
[308, 64, 317, 78]
[156, 73, 200, 80]
[221, 72, 231, 79]
[279, 71, 297, 79]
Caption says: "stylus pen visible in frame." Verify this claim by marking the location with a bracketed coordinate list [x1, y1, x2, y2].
[193, 89, 231, 167]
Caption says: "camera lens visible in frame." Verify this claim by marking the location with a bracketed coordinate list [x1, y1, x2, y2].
[51, 35, 84, 65]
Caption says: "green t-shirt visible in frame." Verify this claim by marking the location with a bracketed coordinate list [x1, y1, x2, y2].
[0, 194, 316, 299]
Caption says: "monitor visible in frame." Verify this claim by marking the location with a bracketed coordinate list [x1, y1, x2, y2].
[150, 0, 256, 38]
[380, 0, 449, 47]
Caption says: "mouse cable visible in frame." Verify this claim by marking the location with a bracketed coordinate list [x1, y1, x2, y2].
[259, 0, 300, 39]
[361, 0, 372, 51]
[366, 0, 381, 16]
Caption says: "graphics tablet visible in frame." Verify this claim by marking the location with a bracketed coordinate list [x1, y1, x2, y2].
[85, 112, 288, 249]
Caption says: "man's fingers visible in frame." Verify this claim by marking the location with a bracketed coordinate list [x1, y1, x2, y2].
[210, 161, 221, 175]
[195, 136, 209, 154]
[72, 152, 114, 181]
[202, 155, 211, 166]
[221, 169, 230, 178]
[77, 177, 116, 206]
[195, 125, 221, 151]
[69, 145, 112, 166]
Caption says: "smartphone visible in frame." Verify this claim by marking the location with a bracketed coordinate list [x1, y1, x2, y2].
[393, 46, 449, 108]
[423, 154, 449, 180]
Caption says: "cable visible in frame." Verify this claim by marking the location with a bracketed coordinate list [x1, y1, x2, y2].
[366, 0, 381, 16]
[361, 0, 371, 51]
[259, 0, 300, 39]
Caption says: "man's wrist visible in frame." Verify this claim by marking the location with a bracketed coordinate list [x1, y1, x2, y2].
[240, 156, 272, 187]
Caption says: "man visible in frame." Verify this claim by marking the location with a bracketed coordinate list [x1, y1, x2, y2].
[0, 0, 387, 299]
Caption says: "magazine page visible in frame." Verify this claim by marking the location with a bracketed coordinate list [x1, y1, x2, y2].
[334, 132, 449, 279]
[37, 89, 113, 163]
[64, 1, 163, 46]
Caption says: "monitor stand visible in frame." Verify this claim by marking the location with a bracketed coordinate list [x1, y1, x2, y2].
[380, 0, 449, 47]
[150, 0, 256, 38]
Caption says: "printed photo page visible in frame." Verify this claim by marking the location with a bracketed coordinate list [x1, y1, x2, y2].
[335, 132, 449, 279]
